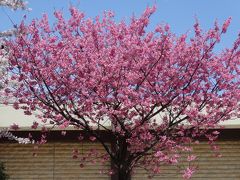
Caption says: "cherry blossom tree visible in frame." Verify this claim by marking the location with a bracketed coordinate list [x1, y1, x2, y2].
[0, 0, 28, 37]
[0, 0, 27, 10]
[2, 6, 240, 179]
[0, 0, 28, 142]
[0, 0, 28, 88]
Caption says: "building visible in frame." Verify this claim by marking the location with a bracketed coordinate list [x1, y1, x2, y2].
[0, 105, 240, 179]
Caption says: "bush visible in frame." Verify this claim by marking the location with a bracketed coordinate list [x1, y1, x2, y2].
[0, 162, 9, 180]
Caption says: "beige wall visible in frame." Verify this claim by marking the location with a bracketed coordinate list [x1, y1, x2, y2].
[0, 142, 111, 180]
[133, 140, 240, 179]
[0, 105, 240, 128]
[0, 140, 240, 179]
[0, 105, 41, 127]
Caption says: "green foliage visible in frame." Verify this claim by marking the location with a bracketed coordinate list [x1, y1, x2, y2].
[0, 162, 9, 180]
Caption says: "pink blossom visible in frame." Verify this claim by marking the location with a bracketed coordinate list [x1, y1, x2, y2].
[10, 123, 19, 130]
[211, 145, 220, 151]
[0, 0, 28, 10]
[187, 155, 197, 162]
[108, 170, 114, 175]
[61, 130, 66, 136]
[212, 130, 220, 135]
[31, 121, 39, 129]
[59, 121, 69, 129]
[78, 134, 84, 141]
[89, 136, 96, 141]
[222, 17, 232, 33]
[24, 110, 32, 115]
[72, 149, 79, 159]
[154, 151, 164, 157]
[182, 167, 195, 179]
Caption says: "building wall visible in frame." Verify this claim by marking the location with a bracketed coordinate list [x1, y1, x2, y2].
[0, 135, 240, 179]
[1, 105, 240, 128]
[0, 142, 110, 180]
[133, 140, 240, 180]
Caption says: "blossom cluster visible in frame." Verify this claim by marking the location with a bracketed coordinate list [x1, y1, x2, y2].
[0, 0, 27, 10]
[0, 128, 31, 144]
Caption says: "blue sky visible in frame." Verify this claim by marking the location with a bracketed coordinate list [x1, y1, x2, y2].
[1, 0, 240, 49]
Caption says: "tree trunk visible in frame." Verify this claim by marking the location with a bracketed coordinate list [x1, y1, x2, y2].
[111, 136, 132, 180]
[117, 167, 131, 180]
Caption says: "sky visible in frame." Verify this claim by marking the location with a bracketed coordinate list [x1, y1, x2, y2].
[1, 0, 240, 50]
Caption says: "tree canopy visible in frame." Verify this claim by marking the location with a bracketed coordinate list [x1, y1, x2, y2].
[2, 6, 240, 179]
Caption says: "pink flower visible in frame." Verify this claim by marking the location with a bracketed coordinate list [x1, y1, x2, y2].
[89, 136, 96, 141]
[72, 149, 79, 159]
[13, 102, 19, 109]
[31, 121, 39, 129]
[222, 17, 232, 33]
[187, 155, 197, 162]
[153, 167, 161, 173]
[24, 110, 32, 115]
[108, 170, 114, 175]
[212, 130, 220, 135]
[78, 134, 84, 141]
[10, 123, 19, 130]
[154, 151, 164, 157]
[211, 145, 220, 151]
[61, 130, 66, 136]
[182, 167, 195, 179]
[59, 121, 70, 129]
[214, 153, 222, 158]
